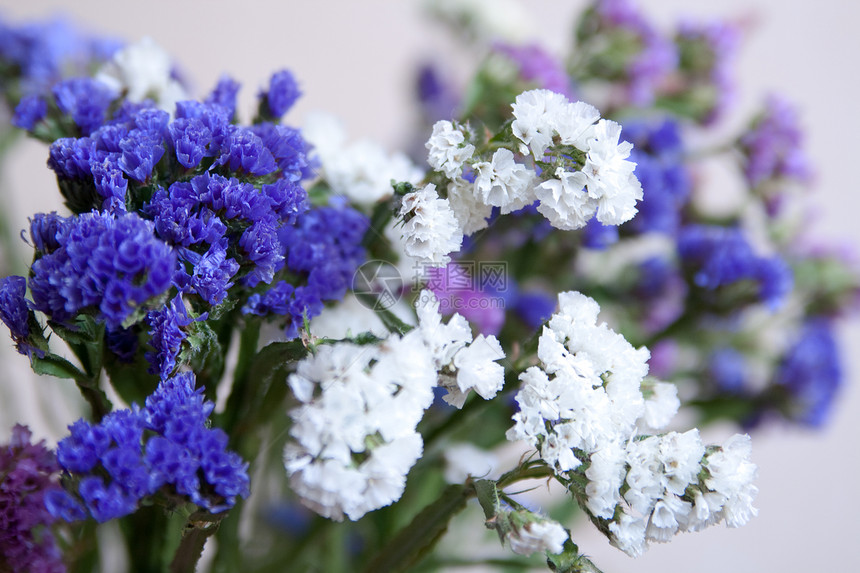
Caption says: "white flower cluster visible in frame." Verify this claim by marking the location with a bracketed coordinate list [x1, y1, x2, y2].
[421, 89, 643, 241]
[506, 516, 569, 556]
[285, 291, 505, 520]
[96, 37, 187, 113]
[398, 183, 464, 266]
[304, 112, 424, 205]
[505, 291, 757, 556]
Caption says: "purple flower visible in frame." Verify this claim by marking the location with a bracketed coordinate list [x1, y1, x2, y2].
[0, 276, 44, 359]
[494, 43, 573, 97]
[0, 425, 65, 573]
[740, 95, 811, 189]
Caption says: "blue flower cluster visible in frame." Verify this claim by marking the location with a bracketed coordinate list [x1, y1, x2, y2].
[0, 425, 65, 573]
[243, 204, 369, 337]
[146, 294, 202, 379]
[148, 170, 307, 296]
[622, 119, 691, 236]
[0, 14, 121, 100]
[776, 318, 842, 426]
[46, 372, 250, 523]
[677, 224, 793, 310]
[26, 210, 176, 329]
[0, 275, 43, 358]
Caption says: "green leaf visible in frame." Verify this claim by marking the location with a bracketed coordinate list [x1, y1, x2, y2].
[362, 484, 471, 573]
[474, 479, 501, 521]
[30, 352, 86, 382]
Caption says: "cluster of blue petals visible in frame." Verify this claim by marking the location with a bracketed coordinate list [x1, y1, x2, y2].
[46, 372, 250, 523]
[243, 204, 369, 338]
[776, 318, 842, 426]
[677, 224, 793, 309]
[28, 210, 176, 329]
[622, 119, 691, 236]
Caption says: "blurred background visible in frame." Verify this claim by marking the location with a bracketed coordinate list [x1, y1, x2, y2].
[0, 0, 857, 571]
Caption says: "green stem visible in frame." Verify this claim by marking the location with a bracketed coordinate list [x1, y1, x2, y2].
[170, 511, 225, 573]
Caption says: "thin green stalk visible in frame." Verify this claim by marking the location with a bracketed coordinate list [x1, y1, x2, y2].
[170, 511, 225, 573]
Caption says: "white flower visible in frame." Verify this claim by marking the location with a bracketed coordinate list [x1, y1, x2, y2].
[446, 178, 492, 235]
[96, 37, 187, 112]
[399, 184, 464, 266]
[472, 148, 535, 213]
[609, 511, 647, 557]
[534, 168, 596, 230]
[508, 518, 568, 556]
[640, 381, 681, 431]
[704, 434, 759, 527]
[426, 120, 475, 178]
[511, 89, 569, 158]
[443, 443, 499, 483]
[452, 334, 505, 400]
[581, 119, 643, 226]
[304, 112, 424, 205]
[584, 441, 626, 518]
[415, 291, 472, 367]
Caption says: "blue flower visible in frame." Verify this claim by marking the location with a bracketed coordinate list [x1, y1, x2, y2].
[52, 77, 117, 135]
[51, 372, 250, 523]
[29, 211, 177, 328]
[11, 95, 47, 130]
[776, 318, 842, 426]
[205, 75, 240, 119]
[261, 69, 301, 118]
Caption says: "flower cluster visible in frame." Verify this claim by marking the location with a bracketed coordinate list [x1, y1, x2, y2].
[285, 291, 505, 520]
[506, 291, 757, 555]
[405, 88, 644, 265]
[24, 210, 176, 329]
[46, 372, 249, 522]
[0, 425, 65, 573]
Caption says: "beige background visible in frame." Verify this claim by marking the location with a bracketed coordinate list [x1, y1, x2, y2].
[0, 0, 858, 571]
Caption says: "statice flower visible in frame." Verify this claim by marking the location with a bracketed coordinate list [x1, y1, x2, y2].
[505, 291, 757, 556]
[95, 36, 187, 112]
[503, 512, 569, 556]
[47, 372, 250, 523]
[674, 19, 740, 124]
[621, 119, 691, 236]
[285, 291, 506, 520]
[399, 183, 464, 266]
[260, 69, 301, 119]
[677, 224, 793, 310]
[0, 14, 121, 100]
[0, 275, 45, 358]
[740, 95, 811, 190]
[579, 0, 678, 106]
[52, 77, 118, 136]
[28, 210, 176, 329]
[246, 203, 368, 337]
[426, 120, 475, 178]
[0, 425, 65, 573]
[494, 42, 573, 97]
[775, 318, 842, 426]
[303, 112, 424, 205]
[11, 94, 48, 130]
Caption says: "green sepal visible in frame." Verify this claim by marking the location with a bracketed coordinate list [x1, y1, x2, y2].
[547, 539, 604, 573]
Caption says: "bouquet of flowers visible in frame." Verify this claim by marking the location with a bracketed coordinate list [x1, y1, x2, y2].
[0, 1, 856, 571]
